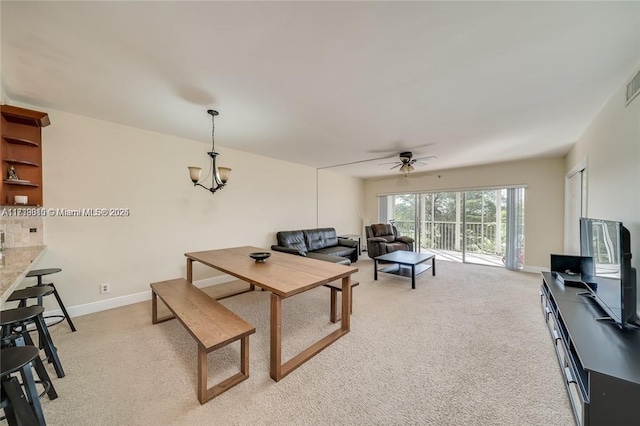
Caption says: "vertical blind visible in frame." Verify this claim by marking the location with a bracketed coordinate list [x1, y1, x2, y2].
[504, 187, 525, 270]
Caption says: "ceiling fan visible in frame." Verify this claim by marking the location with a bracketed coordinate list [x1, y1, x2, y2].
[378, 151, 437, 175]
[318, 144, 436, 175]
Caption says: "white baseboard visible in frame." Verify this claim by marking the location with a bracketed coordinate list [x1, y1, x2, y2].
[45, 275, 236, 318]
[522, 265, 545, 274]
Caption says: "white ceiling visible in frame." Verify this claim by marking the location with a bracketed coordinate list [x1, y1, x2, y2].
[2, 2, 639, 178]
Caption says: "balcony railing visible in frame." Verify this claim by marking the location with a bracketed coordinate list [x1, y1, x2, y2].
[393, 220, 505, 255]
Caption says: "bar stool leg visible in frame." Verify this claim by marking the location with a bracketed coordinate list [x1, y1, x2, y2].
[16, 334, 58, 400]
[1, 377, 39, 426]
[17, 361, 47, 426]
[35, 275, 45, 307]
[33, 314, 65, 378]
[47, 283, 76, 332]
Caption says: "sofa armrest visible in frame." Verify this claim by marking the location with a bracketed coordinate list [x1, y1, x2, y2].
[396, 236, 414, 244]
[338, 238, 358, 248]
[367, 237, 387, 243]
[271, 245, 306, 257]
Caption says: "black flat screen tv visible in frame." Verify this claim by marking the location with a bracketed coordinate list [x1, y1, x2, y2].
[580, 217, 639, 329]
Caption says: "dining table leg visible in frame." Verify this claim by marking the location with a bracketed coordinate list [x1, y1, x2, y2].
[341, 276, 351, 332]
[270, 293, 282, 381]
[269, 275, 353, 382]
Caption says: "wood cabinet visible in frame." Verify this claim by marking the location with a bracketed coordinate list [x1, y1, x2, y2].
[1, 105, 50, 206]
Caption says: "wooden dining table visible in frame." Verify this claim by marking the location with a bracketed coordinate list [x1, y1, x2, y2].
[184, 246, 358, 382]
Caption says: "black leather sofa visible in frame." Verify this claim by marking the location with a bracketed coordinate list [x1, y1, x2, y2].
[271, 228, 358, 265]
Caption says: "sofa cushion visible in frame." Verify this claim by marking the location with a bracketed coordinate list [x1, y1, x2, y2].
[306, 252, 351, 265]
[371, 223, 393, 237]
[303, 228, 338, 251]
[314, 246, 356, 259]
[386, 242, 410, 253]
[276, 230, 308, 253]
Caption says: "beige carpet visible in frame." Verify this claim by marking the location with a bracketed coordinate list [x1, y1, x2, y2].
[37, 258, 574, 425]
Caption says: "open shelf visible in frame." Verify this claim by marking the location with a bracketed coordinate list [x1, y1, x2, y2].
[3, 158, 39, 167]
[3, 136, 39, 147]
[378, 263, 431, 277]
[3, 180, 39, 187]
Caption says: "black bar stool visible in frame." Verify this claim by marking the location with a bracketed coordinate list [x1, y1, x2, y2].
[1, 346, 47, 426]
[26, 268, 76, 332]
[0, 306, 65, 379]
[0, 331, 58, 402]
[7, 287, 57, 345]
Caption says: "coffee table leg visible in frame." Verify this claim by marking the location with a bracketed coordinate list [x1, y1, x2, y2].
[411, 265, 416, 289]
[432, 256, 436, 276]
[374, 259, 378, 280]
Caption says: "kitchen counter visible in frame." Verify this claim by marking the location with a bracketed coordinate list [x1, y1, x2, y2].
[0, 245, 47, 305]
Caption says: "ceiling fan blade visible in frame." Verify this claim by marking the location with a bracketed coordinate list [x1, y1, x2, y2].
[389, 164, 402, 170]
[413, 161, 428, 166]
[377, 161, 400, 165]
[318, 153, 398, 169]
[367, 142, 437, 154]
[413, 155, 437, 162]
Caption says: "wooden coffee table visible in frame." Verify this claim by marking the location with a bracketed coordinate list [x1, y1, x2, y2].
[374, 251, 435, 289]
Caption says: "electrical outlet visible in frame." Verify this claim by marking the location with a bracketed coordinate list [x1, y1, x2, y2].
[100, 283, 111, 294]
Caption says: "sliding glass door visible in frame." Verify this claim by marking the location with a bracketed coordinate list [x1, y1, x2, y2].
[378, 187, 525, 269]
[463, 189, 504, 266]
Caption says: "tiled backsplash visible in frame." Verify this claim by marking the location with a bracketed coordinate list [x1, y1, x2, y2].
[0, 215, 44, 248]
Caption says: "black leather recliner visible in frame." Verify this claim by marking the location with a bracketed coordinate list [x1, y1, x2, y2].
[271, 228, 358, 264]
[365, 223, 414, 259]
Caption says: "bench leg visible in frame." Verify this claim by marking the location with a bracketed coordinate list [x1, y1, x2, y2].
[329, 287, 354, 324]
[197, 337, 251, 405]
[241, 335, 250, 376]
[151, 291, 176, 324]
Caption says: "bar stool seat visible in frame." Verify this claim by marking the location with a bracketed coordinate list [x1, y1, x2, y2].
[24, 268, 76, 332]
[6, 287, 54, 307]
[1, 306, 65, 379]
[26, 268, 62, 280]
[1, 346, 47, 426]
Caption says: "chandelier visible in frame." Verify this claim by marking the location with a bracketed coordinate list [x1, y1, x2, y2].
[188, 109, 231, 194]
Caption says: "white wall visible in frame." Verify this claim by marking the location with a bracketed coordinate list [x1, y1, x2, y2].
[567, 61, 640, 271]
[363, 157, 566, 270]
[10, 106, 362, 310]
[318, 169, 364, 234]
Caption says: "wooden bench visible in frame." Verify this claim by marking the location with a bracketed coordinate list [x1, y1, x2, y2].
[323, 281, 359, 323]
[150, 278, 255, 404]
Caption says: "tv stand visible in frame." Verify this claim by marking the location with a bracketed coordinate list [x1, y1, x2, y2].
[541, 272, 640, 425]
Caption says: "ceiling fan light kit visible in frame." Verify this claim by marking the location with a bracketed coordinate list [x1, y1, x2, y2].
[399, 163, 414, 175]
[188, 109, 231, 194]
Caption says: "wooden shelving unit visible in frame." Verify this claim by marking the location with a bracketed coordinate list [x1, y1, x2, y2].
[1, 105, 50, 206]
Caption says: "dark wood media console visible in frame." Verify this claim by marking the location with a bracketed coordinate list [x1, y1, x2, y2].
[540, 272, 640, 425]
